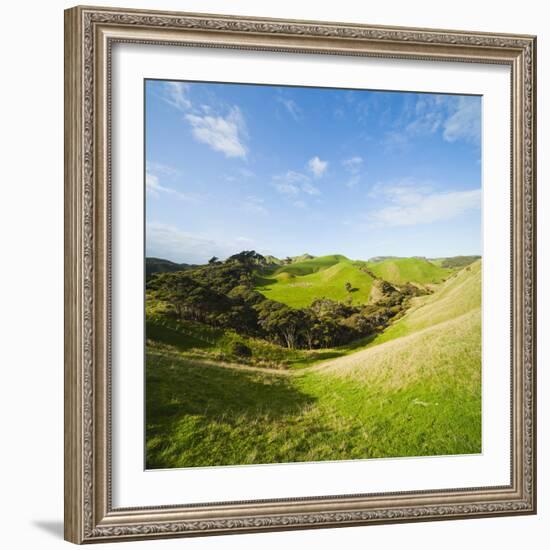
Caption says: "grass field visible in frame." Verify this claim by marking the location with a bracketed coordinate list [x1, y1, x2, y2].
[146, 260, 482, 468]
[366, 257, 452, 285]
[255, 255, 375, 308]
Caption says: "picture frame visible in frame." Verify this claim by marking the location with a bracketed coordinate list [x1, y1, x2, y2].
[64, 5, 537, 544]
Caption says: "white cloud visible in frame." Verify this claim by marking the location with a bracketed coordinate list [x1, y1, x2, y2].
[277, 97, 302, 121]
[273, 170, 320, 197]
[405, 110, 442, 135]
[292, 200, 307, 209]
[185, 106, 248, 159]
[146, 163, 195, 201]
[161, 81, 249, 159]
[385, 94, 481, 148]
[342, 156, 364, 188]
[342, 156, 363, 173]
[146, 222, 256, 264]
[301, 182, 321, 196]
[443, 96, 481, 143]
[163, 82, 192, 111]
[274, 181, 300, 195]
[367, 179, 481, 227]
[146, 161, 181, 178]
[307, 156, 328, 178]
[276, 171, 309, 183]
[145, 172, 162, 196]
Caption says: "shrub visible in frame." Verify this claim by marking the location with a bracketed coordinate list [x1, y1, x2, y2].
[231, 341, 253, 358]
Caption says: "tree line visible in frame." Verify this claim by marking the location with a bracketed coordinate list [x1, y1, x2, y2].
[146, 251, 424, 350]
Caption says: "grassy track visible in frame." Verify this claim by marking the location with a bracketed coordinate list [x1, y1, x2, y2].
[146, 261, 482, 468]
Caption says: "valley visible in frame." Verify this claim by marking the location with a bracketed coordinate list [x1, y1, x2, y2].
[145, 252, 482, 468]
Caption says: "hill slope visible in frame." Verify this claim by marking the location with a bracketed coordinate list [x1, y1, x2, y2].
[366, 257, 451, 285]
[146, 262, 482, 467]
[255, 255, 375, 308]
[318, 260, 481, 376]
[146, 257, 191, 277]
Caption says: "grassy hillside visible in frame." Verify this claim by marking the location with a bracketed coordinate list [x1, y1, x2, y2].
[255, 255, 375, 308]
[146, 257, 191, 277]
[272, 254, 347, 276]
[368, 260, 481, 345]
[146, 317, 333, 369]
[146, 261, 482, 468]
[430, 255, 481, 269]
[366, 257, 451, 285]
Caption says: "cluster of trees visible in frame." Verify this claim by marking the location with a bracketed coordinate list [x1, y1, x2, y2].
[146, 251, 419, 350]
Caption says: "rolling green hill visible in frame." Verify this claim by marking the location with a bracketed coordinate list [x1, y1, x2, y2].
[146, 261, 482, 468]
[430, 255, 481, 269]
[255, 255, 375, 308]
[272, 254, 346, 276]
[146, 257, 192, 277]
[366, 257, 451, 285]
[319, 259, 482, 371]
[254, 255, 453, 308]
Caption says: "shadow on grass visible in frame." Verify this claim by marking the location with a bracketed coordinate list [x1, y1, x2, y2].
[146, 322, 214, 351]
[253, 274, 278, 289]
[146, 350, 318, 468]
[288, 333, 380, 368]
[147, 354, 314, 420]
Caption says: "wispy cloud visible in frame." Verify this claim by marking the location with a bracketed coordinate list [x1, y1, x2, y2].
[146, 161, 181, 179]
[273, 170, 320, 197]
[242, 196, 268, 215]
[307, 156, 328, 178]
[185, 107, 248, 159]
[147, 222, 256, 264]
[161, 82, 249, 159]
[342, 156, 363, 173]
[443, 96, 481, 143]
[366, 179, 480, 227]
[146, 162, 196, 201]
[385, 94, 481, 149]
[277, 97, 303, 121]
[274, 181, 300, 195]
[301, 182, 321, 196]
[342, 156, 364, 188]
[162, 82, 192, 111]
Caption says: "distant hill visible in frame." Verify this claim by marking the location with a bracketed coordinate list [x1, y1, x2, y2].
[255, 255, 374, 308]
[148, 253, 471, 309]
[263, 255, 282, 265]
[365, 257, 451, 286]
[146, 257, 192, 277]
[263, 253, 316, 266]
[430, 255, 481, 269]
[287, 253, 315, 263]
[368, 255, 401, 263]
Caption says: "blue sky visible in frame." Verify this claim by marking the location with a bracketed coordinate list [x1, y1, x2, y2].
[145, 79, 481, 264]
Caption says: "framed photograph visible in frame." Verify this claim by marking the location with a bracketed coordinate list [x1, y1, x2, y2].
[64, 5, 537, 544]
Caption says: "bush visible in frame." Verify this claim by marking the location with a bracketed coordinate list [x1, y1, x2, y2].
[231, 341, 252, 358]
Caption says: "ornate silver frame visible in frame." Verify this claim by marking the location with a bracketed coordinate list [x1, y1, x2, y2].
[64, 5, 537, 544]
